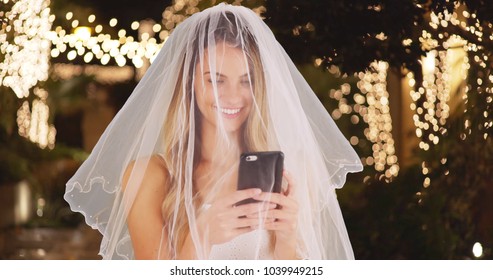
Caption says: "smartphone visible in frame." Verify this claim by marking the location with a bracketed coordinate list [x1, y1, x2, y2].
[236, 151, 284, 206]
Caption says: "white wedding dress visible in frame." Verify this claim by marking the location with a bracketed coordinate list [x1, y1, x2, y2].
[208, 230, 272, 259]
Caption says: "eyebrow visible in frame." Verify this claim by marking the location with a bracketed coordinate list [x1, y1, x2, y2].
[204, 71, 251, 78]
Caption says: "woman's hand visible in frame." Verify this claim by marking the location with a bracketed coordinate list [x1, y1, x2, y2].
[248, 170, 299, 259]
[178, 188, 276, 259]
[196, 188, 277, 246]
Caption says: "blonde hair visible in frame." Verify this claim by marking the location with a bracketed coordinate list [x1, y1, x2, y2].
[159, 12, 271, 257]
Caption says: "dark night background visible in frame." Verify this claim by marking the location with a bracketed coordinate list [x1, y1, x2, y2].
[1, 0, 492, 260]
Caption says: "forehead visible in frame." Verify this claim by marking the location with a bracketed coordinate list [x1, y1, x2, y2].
[196, 42, 250, 74]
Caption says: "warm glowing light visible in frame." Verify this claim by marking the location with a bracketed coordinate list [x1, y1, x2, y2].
[118, 29, 126, 38]
[84, 52, 94, 63]
[423, 51, 436, 74]
[13, 181, 32, 224]
[355, 61, 399, 177]
[109, 18, 118, 27]
[44, 0, 207, 72]
[73, 26, 92, 41]
[153, 23, 162, 33]
[350, 136, 359, 146]
[0, 0, 53, 98]
[37, 197, 45, 217]
[2, 0, 211, 149]
[101, 54, 111, 65]
[131, 21, 140, 30]
[47, 14, 167, 69]
[17, 88, 56, 149]
[71, 19, 79, 29]
[473, 242, 483, 258]
[67, 50, 77, 60]
[423, 177, 430, 188]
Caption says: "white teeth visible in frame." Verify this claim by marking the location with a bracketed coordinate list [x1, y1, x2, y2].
[215, 107, 241, 115]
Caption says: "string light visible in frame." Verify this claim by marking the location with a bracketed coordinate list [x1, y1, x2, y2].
[473, 242, 483, 258]
[47, 0, 205, 71]
[3, 0, 491, 167]
[46, 12, 166, 69]
[0, 0, 53, 98]
[356, 61, 399, 179]
[409, 6, 493, 190]
[327, 61, 399, 180]
[3, 0, 207, 148]
[16, 88, 56, 149]
[1, 0, 55, 149]
[325, 3, 491, 186]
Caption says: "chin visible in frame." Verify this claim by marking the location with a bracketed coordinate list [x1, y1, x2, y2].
[215, 113, 249, 133]
[222, 122, 245, 134]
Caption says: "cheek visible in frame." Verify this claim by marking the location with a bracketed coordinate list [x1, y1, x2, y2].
[242, 89, 254, 108]
[194, 79, 212, 102]
[203, 90, 216, 107]
[194, 85, 208, 115]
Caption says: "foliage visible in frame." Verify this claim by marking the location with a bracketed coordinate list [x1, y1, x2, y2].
[265, 1, 493, 258]
[0, 73, 93, 228]
[264, 0, 493, 80]
[341, 98, 492, 259]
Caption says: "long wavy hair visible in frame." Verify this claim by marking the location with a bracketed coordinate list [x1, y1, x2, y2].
[159, 11, 271, 258]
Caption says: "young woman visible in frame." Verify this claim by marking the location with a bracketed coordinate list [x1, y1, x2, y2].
[65, 3, 363, 260]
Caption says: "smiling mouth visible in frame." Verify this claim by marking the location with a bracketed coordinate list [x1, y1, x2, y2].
[213, 106, 242, 115]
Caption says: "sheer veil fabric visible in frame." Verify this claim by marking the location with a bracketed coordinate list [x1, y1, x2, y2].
[64, 3, 363, 260]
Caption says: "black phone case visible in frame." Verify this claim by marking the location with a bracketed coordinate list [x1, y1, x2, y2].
[236, 151, 284, 205]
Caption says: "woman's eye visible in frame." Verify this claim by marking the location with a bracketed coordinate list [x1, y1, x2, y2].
[208, 78, 224, 84]
[240, 80, 251, 86]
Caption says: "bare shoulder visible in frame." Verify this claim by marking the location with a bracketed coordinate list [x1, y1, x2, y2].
[122, 154, 168, 194]
[124, 155, 170, 259]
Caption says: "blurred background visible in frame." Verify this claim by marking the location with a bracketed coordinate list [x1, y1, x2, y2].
[0, 0, 492, 260]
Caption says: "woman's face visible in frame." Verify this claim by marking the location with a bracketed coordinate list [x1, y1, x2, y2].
[194, 42, 254, 134]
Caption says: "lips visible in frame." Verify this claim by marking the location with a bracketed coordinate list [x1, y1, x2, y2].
[213, 106, 242, 118]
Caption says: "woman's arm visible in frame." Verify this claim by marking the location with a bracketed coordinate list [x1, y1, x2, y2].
[124, 156, 169, 259]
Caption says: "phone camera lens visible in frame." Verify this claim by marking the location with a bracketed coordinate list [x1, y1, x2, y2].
[246, 155, 258, 161]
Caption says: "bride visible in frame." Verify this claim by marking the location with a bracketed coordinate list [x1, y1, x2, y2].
[65, 3, 363, 260]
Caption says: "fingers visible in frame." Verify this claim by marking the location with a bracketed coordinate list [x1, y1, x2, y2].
[234, 216, 275, 228]
[249, 208, 297, 231]
[258, 220, 297, 231]
[253, 192, 297, 211]
[248, 170, 298, 233]
[221, 188, 262, 207]
[231, 201, 277, 217]
[202, 172, 298, 245]
[248, 169, 296, 207]
[282, 170, 295, 197]
[247, 209, 294, 221]
[200, 185, 298, 245]
[245, 192, 298, 232]
[215, 188, 279, 218]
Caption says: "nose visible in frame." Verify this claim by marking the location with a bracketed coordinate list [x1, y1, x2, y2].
[218, 82, 245, 104]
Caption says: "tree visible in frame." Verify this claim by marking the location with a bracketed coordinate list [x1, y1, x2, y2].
[264, 0, 493, 259]
[264, 0, 493, 77]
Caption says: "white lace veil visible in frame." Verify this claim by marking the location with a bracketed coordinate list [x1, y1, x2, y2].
[64, 3, 363, 260]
